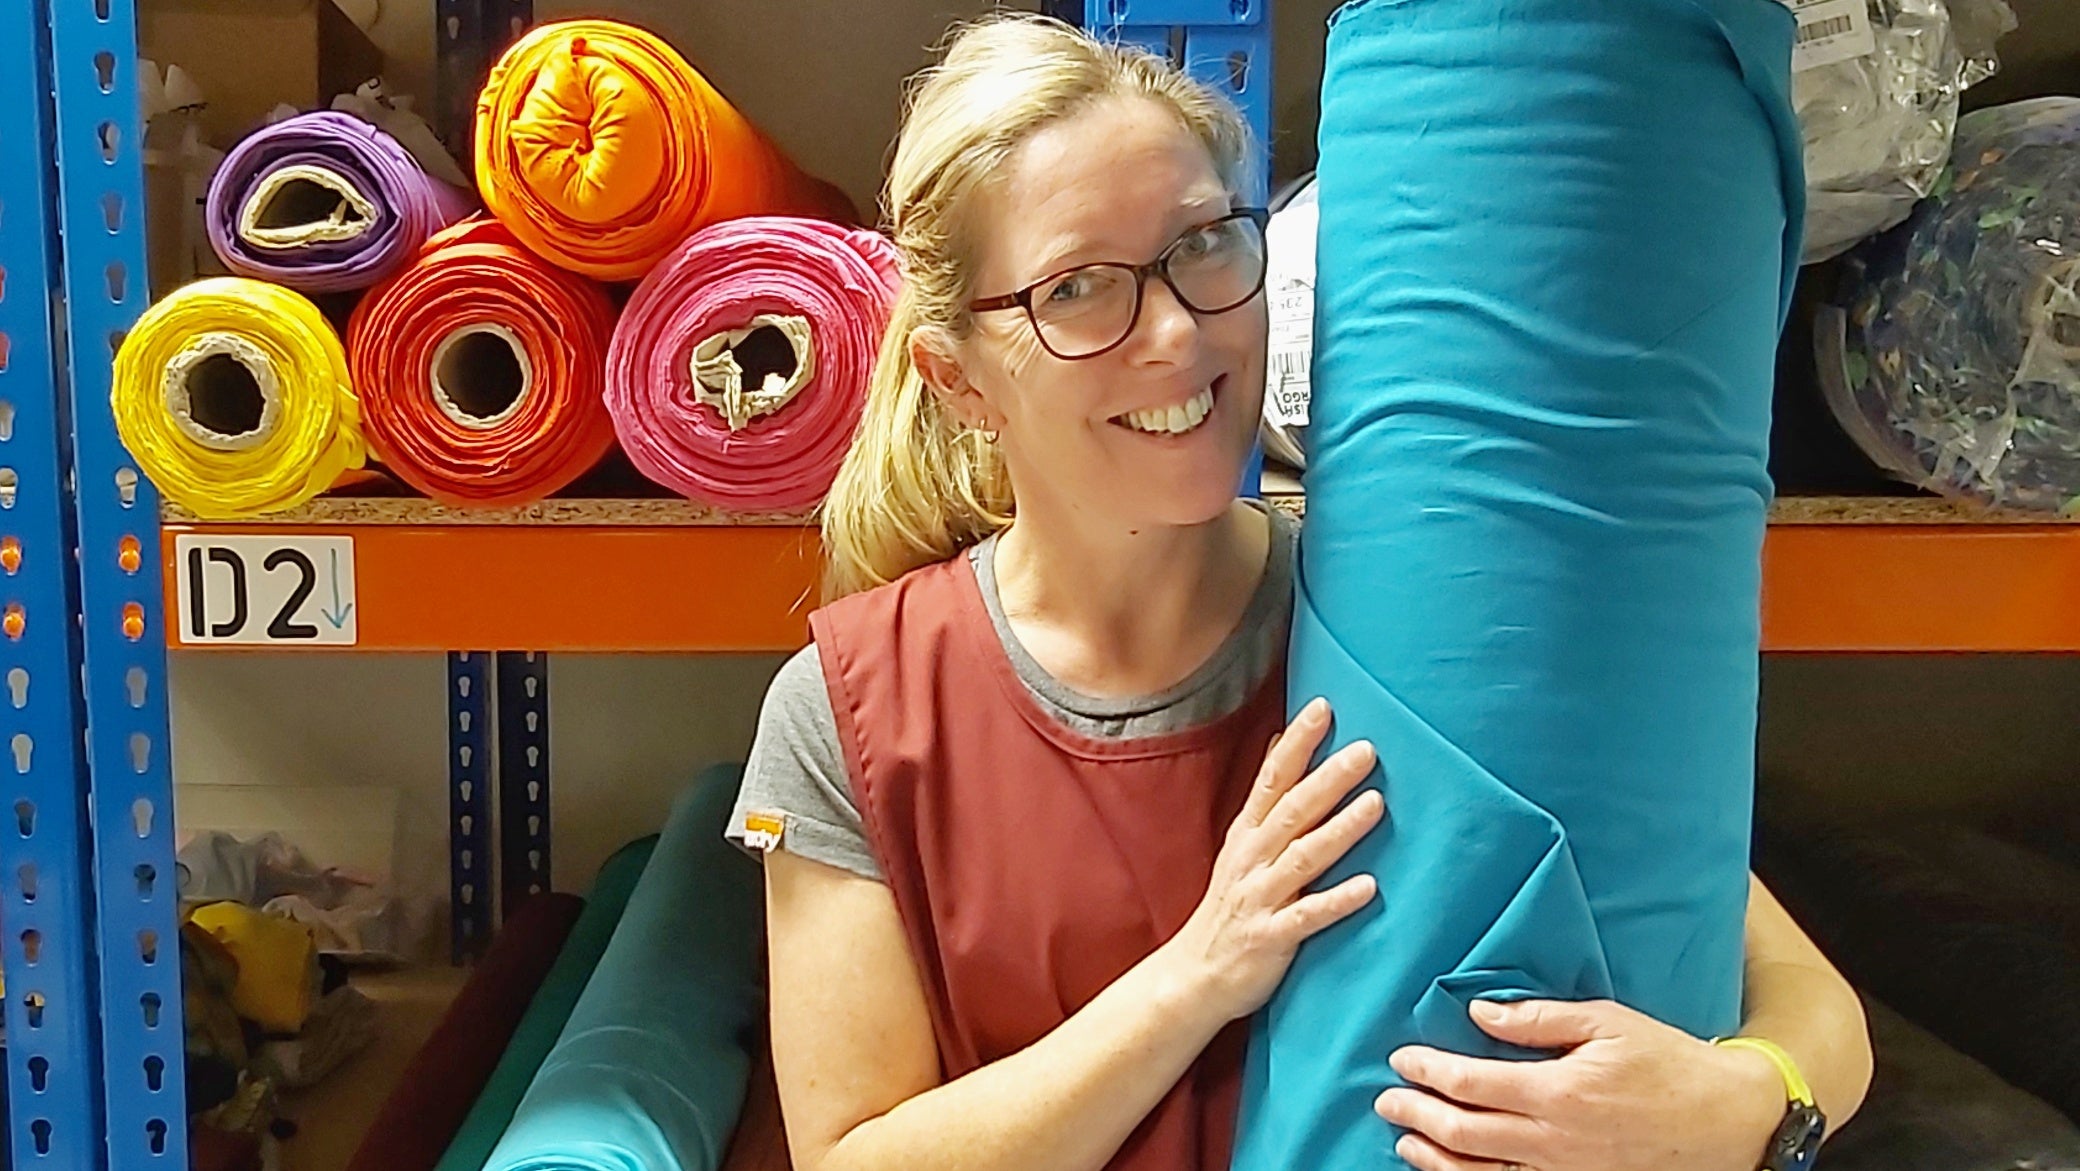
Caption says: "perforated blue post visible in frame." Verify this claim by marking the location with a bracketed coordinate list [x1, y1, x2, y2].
[1181, 17, 1271, 497]
[450, 652, 493, 962]
[1181, 25, 1271, 195]
[436, 0, 488, 155]
[495, 652, 550, 911]
[488, 0, 533, 48]
[0, 5, 109, 1168]
[42, 0, 190, 1164]
[436, 0, 534, 160]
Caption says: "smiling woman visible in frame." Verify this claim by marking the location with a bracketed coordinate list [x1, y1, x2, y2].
[724, 13, 1870, 1171]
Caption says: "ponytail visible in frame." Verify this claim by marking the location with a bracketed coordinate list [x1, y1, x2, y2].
[821, 286, 1012, 598]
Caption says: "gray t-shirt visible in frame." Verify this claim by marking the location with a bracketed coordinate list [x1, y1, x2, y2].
[725, 504, 1298, 881]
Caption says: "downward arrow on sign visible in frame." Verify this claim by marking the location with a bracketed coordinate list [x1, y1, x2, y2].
[322, 547, 355, 629]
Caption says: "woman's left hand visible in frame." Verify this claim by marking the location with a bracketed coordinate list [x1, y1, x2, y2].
[1374, 998, 1787, 1171]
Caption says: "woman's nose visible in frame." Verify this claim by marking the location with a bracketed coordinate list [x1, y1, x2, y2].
[1133, 275, 1201, 360]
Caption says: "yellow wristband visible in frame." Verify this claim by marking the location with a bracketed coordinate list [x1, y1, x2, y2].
[1713, 1036, 1817, 1108]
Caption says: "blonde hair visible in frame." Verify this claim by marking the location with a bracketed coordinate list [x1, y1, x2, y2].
[820, 13, 1255, 598]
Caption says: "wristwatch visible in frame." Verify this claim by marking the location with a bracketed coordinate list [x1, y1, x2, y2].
[1713, 1036, 1827, 1171]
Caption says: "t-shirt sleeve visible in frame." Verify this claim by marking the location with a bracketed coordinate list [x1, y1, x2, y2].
[725, 644, 887, 882]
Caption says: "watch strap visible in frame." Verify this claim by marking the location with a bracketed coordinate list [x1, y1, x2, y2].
[1713, 1036, 1818, 1108]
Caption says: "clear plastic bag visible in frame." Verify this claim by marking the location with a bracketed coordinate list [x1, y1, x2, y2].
[1819, 97, 2080, 514]
[1796, 0, 2017, 264]
[1260, 174, 1316, 470]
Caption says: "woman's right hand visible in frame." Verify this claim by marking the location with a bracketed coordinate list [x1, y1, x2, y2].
[1161, 697, 1385, 1025]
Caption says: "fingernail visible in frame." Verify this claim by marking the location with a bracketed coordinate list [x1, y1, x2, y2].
[1305, 697, 1329, 719]
[1472, 999, 1508, 1020]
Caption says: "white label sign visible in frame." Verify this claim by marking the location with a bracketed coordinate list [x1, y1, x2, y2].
[1266, 279, 1314, 427]
[1789, 0, 1876, 72]
[174, 535, 357, 646]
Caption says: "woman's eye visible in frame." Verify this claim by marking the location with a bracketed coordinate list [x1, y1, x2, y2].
[1046, 274, 1092, 303]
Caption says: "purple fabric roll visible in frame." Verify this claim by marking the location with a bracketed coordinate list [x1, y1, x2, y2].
[206, 111, 474, 294]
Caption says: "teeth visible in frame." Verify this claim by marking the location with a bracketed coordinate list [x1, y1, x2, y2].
[1122, 386, 1215, 435]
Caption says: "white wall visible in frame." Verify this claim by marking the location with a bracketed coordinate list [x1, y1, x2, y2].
[169, 652, 785, 930]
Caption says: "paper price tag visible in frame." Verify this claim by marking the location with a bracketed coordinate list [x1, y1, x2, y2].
[1789, 0, 1876, 72]
[175, 534, 358, 646]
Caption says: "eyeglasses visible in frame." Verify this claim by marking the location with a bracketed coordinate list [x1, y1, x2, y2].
[969, 208, 1270, 361]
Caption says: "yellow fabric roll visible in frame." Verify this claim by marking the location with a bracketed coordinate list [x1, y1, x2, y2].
[113, 277, 368, 519]
[187, 902, 318, 1035]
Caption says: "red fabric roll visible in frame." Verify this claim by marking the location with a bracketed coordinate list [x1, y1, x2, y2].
[345, 892, 584, 1171]
[347, 218, 619, 507]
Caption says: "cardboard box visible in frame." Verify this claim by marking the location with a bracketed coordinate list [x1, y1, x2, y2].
[137, 0, 385, 149]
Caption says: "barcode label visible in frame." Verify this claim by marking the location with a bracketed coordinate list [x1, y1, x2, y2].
[1797, 14, 1854, 41]
[1266, 349, 1311, 427]
[1265, 275, 1314, 427]
[1789, 0, 1875, 71]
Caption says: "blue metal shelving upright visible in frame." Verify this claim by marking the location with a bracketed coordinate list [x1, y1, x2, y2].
[0, 2, 115, 1166]
[1055, 0, 1273, 198]
[41, 0, 190, 1162]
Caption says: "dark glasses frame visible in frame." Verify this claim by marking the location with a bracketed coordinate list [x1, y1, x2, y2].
[967, 208, 1271, 361]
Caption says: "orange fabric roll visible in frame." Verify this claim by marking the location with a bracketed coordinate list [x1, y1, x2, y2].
[346, 218, 619, 507]
[474, 19, 853, 282]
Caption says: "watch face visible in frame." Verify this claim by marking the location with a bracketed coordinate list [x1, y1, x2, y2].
[1767, 1105, 1827, 1171]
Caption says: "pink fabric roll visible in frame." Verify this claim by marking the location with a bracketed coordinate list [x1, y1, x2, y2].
[606, 216, 898, 512]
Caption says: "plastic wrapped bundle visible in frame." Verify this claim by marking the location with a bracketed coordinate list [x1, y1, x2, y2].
[1796, 0, 2015, 264]
[606, 217, 898, 512]
[347, 219, 620, 507]
[206, 111, 474, 293]
[112, 277, 368, 518]
[1259, 174, 1317, 470]
[474, 20, 854, 282]
[1820, 97, 2080, 514]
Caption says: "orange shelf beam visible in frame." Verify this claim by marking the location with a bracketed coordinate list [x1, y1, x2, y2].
[160, 501, 2080, 654]
[1761, 523, 2080, 654]
[161, 522, 821, 653]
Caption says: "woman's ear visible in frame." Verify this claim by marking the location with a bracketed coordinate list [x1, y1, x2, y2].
[911, 325, 997, 433]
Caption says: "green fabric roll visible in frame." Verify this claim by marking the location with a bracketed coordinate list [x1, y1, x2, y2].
[435, 834, 661, 1171]
[486, 764, 765, 1171]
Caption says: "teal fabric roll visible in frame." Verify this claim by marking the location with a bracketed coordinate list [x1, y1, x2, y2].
[436, 836, 660, 1171]
[485, 766, 766, 1171]
[1237, 2, 1803, 1168]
